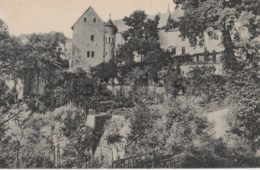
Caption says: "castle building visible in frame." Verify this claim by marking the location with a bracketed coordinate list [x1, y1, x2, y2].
[71, 7, 117, 71]
[71, 6, 223, 74]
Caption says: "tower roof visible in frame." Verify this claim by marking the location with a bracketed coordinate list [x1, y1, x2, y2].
[105, 19, 115, 27]
[105, 19, 118, 33]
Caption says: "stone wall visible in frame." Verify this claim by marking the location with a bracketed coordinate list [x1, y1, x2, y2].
[94, 115, 130, 167]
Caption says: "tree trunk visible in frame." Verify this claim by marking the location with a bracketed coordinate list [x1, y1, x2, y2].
[114, 144, 120, 160]
[109, 145, 114, 162]
[14, 79, 18, 102]
[221, 29, 238, 71]
[51, 127, 56, 167]
[16, 141, 20, 168]
[36, 69, 40, 94]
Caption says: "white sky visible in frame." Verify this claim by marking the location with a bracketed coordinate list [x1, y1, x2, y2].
[0, 0, 176, 38]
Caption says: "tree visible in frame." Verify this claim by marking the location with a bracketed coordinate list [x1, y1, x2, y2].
[21, 32, 68, 98]
[118, 11, 161, 63]
[62, 109, 93, 168]
[163, 63, 186, 97]
[186, 66, 226, 102]
[0, 19, 24, 81]
[92, 59, 117, 82]
[225, 70, 260, 152]
[168, 0, 260, 71]
[127, 103, 161, 155]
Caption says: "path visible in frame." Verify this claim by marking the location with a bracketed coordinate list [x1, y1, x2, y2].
[206, 108, 229, 138]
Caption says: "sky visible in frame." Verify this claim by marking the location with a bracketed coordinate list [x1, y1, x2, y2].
[0, 0, 176, 38]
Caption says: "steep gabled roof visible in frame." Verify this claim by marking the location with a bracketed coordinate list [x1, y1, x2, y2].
[71, 6, 103, 30]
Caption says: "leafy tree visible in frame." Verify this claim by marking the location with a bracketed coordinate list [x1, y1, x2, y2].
[22, 32, 68, 95]
[181, 137, 259, 168]
[92, 59, 117, 82]
[168, 0, 260, 71]
[127, 103, 161, 155]
[42, 68, 95, 110]
[225, 70, 260, 152]
[0, 19, 21, 79]
[62, 109, 93, 168]
[186, 66, 226, 102]
[165, 97, 209, 149]
[118, 11, 161, 63]
[163, 63, 186, 97]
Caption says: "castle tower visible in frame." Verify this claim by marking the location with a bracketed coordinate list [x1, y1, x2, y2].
[104, 15, 118, 63]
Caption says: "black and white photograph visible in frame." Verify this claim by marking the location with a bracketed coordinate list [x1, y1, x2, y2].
[0, 0, 260, 168]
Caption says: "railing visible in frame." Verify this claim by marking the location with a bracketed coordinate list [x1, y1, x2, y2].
[143, 155, 183, 168]
[112, 151, 156, 168]
[170, 51, 223, 66]
[111, 147, 183, 168]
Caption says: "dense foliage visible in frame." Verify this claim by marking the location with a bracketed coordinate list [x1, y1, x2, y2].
[168, 0, 260, 71]
[1, 1, 260, 167]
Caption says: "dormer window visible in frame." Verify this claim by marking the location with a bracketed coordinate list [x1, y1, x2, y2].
[93, 18, 96, 23]
[84, 18, 87, 22]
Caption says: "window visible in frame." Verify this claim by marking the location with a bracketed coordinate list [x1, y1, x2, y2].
[87, 51, 90, 57]
[171, 47, 176, 55]
[84, 18, 87, 22]
[204, 46, 208, 52]
[91, 51, 95, 57]
[91, 35, 94, 41]
[109, 37, 111, 42]
[182, 47, 186, 55]
[93, 18, 96, 23]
